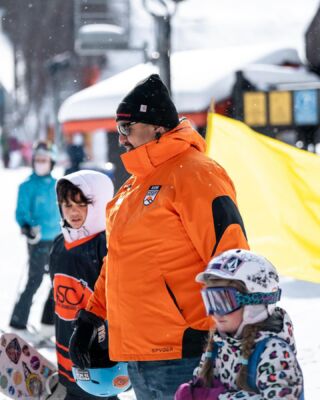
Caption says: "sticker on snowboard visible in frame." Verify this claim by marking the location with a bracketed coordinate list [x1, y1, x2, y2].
[0, 332, 58, 399]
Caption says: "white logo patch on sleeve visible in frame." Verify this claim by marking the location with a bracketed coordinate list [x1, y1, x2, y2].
[143, 185, 161, 206]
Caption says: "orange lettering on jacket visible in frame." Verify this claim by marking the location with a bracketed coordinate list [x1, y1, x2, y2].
[53, 274, 93, 320]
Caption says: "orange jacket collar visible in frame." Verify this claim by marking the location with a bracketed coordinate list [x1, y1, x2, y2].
[121, 119, 206, 177]
[64, 233, 98, 250]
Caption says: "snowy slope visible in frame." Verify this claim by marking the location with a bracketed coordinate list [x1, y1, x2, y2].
[0, 167, 319, 399]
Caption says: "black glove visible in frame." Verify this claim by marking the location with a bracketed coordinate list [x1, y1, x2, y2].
[69, 309, 115, 370]
[21, 224, 41, 244]
[21, 224, 36, 239]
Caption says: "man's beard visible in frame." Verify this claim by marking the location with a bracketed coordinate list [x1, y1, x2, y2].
[120, 141, 134, 152]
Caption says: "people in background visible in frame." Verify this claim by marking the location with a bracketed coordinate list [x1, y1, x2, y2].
[65, 133, 86, 175]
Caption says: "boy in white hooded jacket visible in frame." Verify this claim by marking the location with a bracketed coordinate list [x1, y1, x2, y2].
[48, 170, 115, 400]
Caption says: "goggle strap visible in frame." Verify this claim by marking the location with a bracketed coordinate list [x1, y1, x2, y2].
[236, 288, 281, 306]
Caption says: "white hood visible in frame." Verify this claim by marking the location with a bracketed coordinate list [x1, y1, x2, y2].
[57, 170, 114, 243]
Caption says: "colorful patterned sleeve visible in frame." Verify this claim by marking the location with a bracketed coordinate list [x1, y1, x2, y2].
[218, 338, 303, 400]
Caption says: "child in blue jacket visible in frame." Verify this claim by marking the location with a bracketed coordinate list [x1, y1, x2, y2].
[9, 141, 60, 341]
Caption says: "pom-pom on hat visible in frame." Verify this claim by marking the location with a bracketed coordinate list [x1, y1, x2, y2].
[33, 140, 57, 162]
[116, 74, 179, 129]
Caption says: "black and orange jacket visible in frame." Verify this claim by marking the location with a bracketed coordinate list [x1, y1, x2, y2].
[49, 233, 106, 397]
[87, 119, 249, 362]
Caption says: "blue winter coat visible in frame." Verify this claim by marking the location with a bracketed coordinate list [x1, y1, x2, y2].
[15, 172, 60, 241]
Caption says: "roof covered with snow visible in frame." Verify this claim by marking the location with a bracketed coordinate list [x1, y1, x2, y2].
[58, 44, 320, 124]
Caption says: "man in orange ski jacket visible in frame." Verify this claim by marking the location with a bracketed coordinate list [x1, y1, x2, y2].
[69, 74, 249, 399]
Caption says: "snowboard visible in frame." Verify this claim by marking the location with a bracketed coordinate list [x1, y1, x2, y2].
[0, 332, 58, 399]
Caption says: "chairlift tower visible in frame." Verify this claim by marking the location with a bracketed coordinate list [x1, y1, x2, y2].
[74, 0, 131, 55]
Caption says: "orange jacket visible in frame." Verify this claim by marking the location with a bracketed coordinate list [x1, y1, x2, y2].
[87, 119, 249, 361]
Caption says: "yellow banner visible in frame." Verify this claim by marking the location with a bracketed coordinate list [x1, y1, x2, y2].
[206, 113, 320, 283]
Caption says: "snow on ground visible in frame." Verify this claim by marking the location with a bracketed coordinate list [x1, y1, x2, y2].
[0, 166, 319, 399]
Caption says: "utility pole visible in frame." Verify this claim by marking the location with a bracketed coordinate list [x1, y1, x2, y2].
[143, 0, 184, 94]
[154, 14, 172, 93]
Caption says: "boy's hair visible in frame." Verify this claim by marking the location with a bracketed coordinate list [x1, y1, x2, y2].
[57, 179, 93, 205]
[199, 278, 282, 390]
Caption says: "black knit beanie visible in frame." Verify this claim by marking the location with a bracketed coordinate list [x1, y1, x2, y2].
[116, 74, 179, 129]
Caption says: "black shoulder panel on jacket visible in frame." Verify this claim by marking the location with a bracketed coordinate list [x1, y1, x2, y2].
[211, 195, 247, 256]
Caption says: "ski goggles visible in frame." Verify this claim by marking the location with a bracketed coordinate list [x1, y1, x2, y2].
[201, 287, 281, 316]
[117, 122, 137, 136]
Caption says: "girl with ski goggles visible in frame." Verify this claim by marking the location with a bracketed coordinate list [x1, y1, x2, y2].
[175, 249, 304, 400]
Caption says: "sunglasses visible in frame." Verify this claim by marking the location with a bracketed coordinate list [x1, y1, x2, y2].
[117, 122, 137, 136]
[201, 286, 281, 316]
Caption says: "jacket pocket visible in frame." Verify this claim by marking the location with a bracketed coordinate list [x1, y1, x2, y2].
[162, 276, 186, 326]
